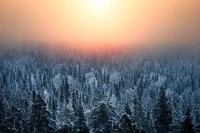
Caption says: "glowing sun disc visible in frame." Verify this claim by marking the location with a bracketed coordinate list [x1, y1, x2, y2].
[89, 0, 110, 13]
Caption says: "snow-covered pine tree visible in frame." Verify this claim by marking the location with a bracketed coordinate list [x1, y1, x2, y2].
[22, 98, 29, 121]
[89, 103, 117, 133]
[0, 98, 10, 132]
[32, 90, 36, 102]
[180, 108, 195, 133]
[133, 96, 145, 131]
[124, 103, 132, 117]
[74, 104, 89, 133]
[28, 94, 54, 133]
[153, 87, 172, 133]
[52, 97, 57, 120]
[4, 105, 25, 133]
[64, 76, 70, 104]
[195, 110, 200, 133]
[117, 113, 139, 133]
[56, 103, 71, 128]
[72, 89, 78, 116]
[54, 123, 73, 133]
[59, 76, 70, 105]
[0, 98, 5, 127]
[60, 81, 65, 104]
[143, 108, 154, 133]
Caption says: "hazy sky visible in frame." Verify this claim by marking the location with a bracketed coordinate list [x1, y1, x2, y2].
[0, 0, 200, 50]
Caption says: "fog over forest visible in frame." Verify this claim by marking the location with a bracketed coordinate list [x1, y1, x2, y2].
[0, 45, 200, 133]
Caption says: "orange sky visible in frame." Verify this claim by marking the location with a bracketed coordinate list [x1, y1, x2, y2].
[0, 0, 200, 50]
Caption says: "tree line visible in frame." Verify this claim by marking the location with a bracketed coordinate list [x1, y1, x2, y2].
[0, 87, 199, 133]
[0, 47, 200, 133]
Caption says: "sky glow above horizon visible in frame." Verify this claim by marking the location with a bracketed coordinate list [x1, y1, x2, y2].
[0, 0, 200, 50]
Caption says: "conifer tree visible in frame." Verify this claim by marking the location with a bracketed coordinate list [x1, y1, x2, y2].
[5, 105, 25, 133]
[54, 124, 73, 133]
[124, 104, 132, 116]
[133, 97, 145, 131]
[0, 98, 5, 127]
[28, 94, 54, 133]
[23, 99, 29, 120]
[153, 87, 172, 133]
[0, 98, 10, 132]
[32, 90, 36, 102]
[74, 105, 89, 133]
[194, 107, 200, 132]
[59, 77, 70, 104]
[64, 77, 70, 104]
[60, 83, 65, 104]
[52, 98, 57, 119]
[89, 103, 117, 133]
[117, 114, 139, 133]
[143, 108, 154, 133]
[72, 89, 78, 116]
[180, 108, 195, 133]
[114, 83, 121, 100]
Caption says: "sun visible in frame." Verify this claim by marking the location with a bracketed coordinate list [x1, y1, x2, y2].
[89, 0, 110, 14]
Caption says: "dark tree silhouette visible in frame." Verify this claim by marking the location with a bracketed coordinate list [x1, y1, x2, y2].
[74, 105, 89, 133]
[0, 99, 11, 132]
[0, 98, 5, 127]
[60, 77, 70, 104]
[180, 108, 195, 133]
[124, 104, 132, 116]
[154, 87, 172, 133]
[28, 94, 54, 133]
[54, 123, 73, 133]
[89, 103, 116, 133]
[4, 105, 25, 133]
[117, 114, 139, 133]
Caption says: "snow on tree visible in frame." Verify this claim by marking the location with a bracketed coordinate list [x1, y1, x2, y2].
[74, 105, 89, 133]
[109, 71, 121, 95]
[109, 71, 120, 85]
[117, 114, 139, 133]
[124, 104, 132, 117]
[153, 87, 172, 133]
[133, 96, 145, 132]
[53, 73, 62, 90]
[4, 105, 25, 133]
[0, 46, 200, 133]
[89, 103, 118, 133]
[28, 94, 54, 133]
[109, 94, 117, 107]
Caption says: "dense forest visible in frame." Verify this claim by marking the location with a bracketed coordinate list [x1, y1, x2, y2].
[0, 46, 200, 133]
